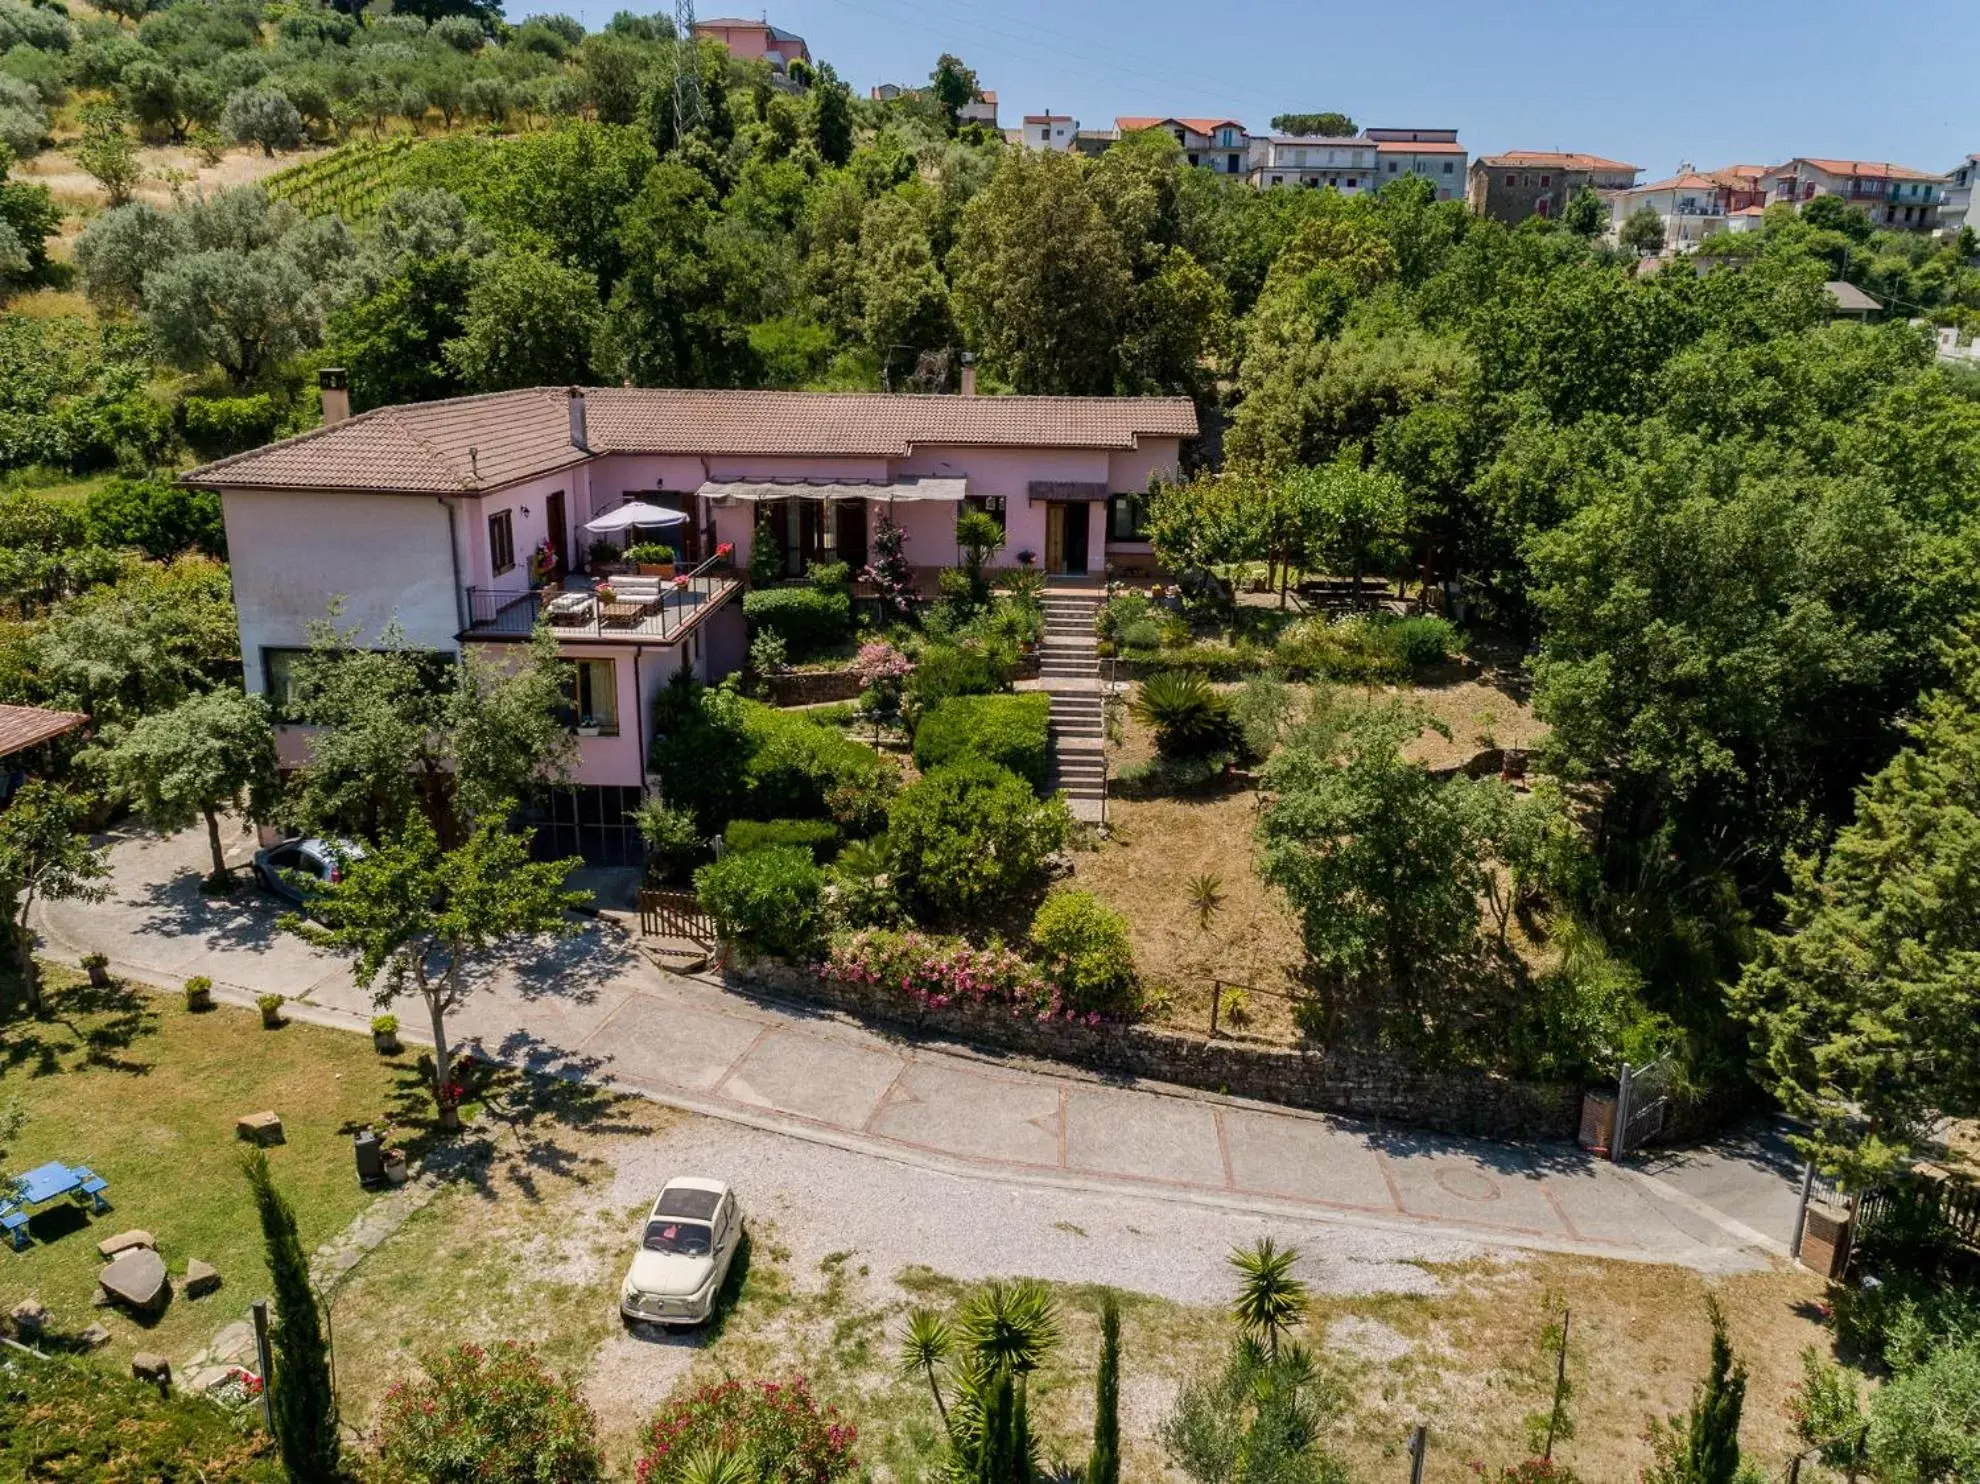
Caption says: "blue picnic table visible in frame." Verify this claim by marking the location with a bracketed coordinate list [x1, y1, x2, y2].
[2, 1160, 110, 1250]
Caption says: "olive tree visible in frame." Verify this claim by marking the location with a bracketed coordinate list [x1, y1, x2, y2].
[222, 87, 304, 157]
[0, 782, 108, 1016]
[142, 247, 322, 386]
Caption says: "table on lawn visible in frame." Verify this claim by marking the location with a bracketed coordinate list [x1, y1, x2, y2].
[2, 1160, 111, 1249]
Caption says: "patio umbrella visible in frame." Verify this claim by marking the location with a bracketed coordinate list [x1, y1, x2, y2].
[582, 501, 689, 534]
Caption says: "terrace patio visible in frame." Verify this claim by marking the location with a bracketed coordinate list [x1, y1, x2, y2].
[462, 570, 740, 644]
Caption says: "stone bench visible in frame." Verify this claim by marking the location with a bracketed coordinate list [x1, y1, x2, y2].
[235, 1111, 284, 1145]
[96, 1228, 155, 1260]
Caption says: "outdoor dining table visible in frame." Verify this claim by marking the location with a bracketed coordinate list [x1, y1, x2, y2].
[2, 1160, 110, 1249]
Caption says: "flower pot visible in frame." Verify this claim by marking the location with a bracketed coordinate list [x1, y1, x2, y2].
[637, 563, 675, 579]
[383, 1149, 409, 1186]
[185, 987, 213, 1012]
[575, 726, 601, 738]
[372, 1029, 401, 1055]
[85, 960, 111, 988]
[260, 1006, 282, 1029]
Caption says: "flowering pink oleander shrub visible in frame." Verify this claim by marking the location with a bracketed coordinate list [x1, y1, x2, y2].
[820, 927, 1109, 1024]
[377, 1341, 601, 1484]
[636, 1377, 857, 1483]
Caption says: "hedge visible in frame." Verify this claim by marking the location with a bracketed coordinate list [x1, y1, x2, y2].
[912, 692, 1050, 792]
[723, 816, 841, 860]
[1028, 889, 1140, 1015]
[743, 584, 851, 659]
[888, 758, 1072, 917]
[738, 701, 891, 825]
[693, 845, 824, 961]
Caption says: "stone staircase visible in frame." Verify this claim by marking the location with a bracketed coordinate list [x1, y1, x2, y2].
[1036, 585, 1109, 823]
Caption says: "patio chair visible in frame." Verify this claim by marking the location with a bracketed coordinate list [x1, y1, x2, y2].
[609, 576, 665, 613]
[544, 591, 595, 627]
[1, 1205, 27, 1250]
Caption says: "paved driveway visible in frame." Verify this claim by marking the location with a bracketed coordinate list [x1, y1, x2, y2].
[36, 822, 1793, 1272]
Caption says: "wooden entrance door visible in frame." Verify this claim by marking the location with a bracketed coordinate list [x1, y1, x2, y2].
[834, 499, 868, 570]
[544, 490, 567, 579]
[1044, 504, 1064, 574]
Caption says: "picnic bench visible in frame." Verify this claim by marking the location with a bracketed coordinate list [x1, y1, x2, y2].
[3, 1160, 111, 1250]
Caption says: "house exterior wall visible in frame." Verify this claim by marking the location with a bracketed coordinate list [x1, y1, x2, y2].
[1251, 137, 1379, 192]
[1022, 118, 1076, 151]
[223, 488, 463, 690]
[461, 466, 594, 590]
[1377, 148, 1467, 201]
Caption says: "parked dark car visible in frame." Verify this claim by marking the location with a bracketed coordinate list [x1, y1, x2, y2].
[252, 837, 365, 912]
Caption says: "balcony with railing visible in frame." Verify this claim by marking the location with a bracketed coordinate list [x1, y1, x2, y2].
[464, 560, 739, 643]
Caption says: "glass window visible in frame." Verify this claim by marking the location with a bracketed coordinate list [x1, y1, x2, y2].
[965, 494, 1007, 531]
[561, 658, 619, 735]
[1108, 494, 1150, 542]
[1443, 161, 1454, 174]
[1540, 174, 1551, 187]
[489, 510, 516, 576]
[263, 647, 308, 721]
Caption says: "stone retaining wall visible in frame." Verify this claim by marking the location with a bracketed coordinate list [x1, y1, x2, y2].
[738, 963, 1582, 1141]
[767, 653, 1042, 707]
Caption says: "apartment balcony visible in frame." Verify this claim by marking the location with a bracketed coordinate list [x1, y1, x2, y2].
[463, 570, 740, 644]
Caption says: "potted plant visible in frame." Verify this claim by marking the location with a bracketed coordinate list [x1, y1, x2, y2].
[594, 583, 618, 605]
[257, 992, 285, 1029]
[184, 975, 214, 1012]
[626, 541, 676, 578]
[529, 539, 559, 590]
[81, 952, 110, 988]
[371, 1013, 401, 1054]
[382, 1147, 409, 1185]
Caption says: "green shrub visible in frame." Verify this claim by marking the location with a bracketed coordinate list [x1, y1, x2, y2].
[82, 475, 225, 559]
[743, 584, 850, 659]
[888, 758, 1072, 917]
[739, 700, 891, 823]
[378, 1341, 602, 1484]
[904, 639, 1012, 726]
[1028, 889, 1139, 1015]
[0, 1356, 283, 1481]
[1384, 615, 1457, 668]
[1096, 592, 1151, 643]
[913, 692, 1049, 791]
[724, 817, 840, 859]
[1130, 670, 1238, 759]
[694, 845, 825, 961]
[636, 1378, 858, 1483]
[649, 674, 749, 830]
[1230, 671, 1295, 762]
[1121, 643, 1269, 679]
[632, 798, 706, 884]
[624, 541, 676, 565]
[181, 393, 281, 456]
[807, 558, 851, 595]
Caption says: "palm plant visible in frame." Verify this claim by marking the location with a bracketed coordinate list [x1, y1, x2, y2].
[957, 1279, 1060, 1376]
[1228, 1237, 1308, 1360]
[1186, 872, 1224, 935]
[898, 1306, 955, 1431]
[671, 1448, 754, 1484]
[1130, 670, 1234, 759]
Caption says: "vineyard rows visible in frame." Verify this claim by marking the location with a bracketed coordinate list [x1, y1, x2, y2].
[263, 138, 425, 219]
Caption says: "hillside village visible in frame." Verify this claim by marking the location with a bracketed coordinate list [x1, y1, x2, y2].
[0, 2, 1976, 1481]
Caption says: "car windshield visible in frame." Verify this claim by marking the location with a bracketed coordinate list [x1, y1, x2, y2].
[642, 1219, 712, 1256]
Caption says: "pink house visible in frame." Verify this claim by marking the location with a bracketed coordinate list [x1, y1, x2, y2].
[186, 381, 1195, 862]
[692, 17, 810, 71]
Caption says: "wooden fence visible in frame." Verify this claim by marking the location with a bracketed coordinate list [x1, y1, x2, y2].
[1856, 1172, 1980, 1247]
[637, 889, 715, 946]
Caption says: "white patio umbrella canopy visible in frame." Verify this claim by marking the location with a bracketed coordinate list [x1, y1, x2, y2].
[582, 501, 688, 534]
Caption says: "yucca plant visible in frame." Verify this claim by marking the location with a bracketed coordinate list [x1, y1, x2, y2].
[1130, 670, 1235, 759]
[671, 1447, 755, 1484]
[898, 1306, 955, 1430]
[1228, 1237, 1309, 1360]
[957, 1279, 1061, 1376]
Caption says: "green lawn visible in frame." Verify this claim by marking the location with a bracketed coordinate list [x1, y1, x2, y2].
[0, 966, 423, 1366]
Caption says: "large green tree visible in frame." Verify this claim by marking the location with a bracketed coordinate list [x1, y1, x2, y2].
[951, 149, 1132, 394]
[1736, 632, 1980, 1182]
[0, 782, 107, 1016]
[106, 687, 278, 880]
[444, 249, 600, 391]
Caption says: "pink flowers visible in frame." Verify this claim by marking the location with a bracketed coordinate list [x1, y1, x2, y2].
[821, 928, 1073, 1021]
[852, 641, 914, 687]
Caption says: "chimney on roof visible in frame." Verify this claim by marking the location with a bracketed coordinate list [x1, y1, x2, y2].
[960, 351, 977, 397]
[568, 386, 589, 450]
[319, 367, 350, 426]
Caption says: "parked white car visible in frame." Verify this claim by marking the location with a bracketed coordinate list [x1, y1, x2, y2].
[619, 1177, 743, 1325]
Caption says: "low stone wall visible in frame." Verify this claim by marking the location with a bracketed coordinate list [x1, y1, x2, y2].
[766, 669, 863, 706]
[737, 963, 1582, 1141]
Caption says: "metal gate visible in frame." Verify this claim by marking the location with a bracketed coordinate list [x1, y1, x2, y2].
[1613, 1055, 1673, 1159]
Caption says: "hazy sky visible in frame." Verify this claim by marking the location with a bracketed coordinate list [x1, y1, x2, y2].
[558, 0, 1979, 174]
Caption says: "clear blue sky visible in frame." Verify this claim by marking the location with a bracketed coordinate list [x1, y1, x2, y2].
[556, 0, 1980, 173]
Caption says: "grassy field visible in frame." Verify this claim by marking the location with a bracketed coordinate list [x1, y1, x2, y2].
[0, 966, 421, 1366]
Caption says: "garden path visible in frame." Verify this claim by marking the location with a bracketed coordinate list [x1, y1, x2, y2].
[37, 822, 1800, 1275]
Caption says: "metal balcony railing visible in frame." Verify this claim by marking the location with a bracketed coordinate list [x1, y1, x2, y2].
[465, 562, 737, 643]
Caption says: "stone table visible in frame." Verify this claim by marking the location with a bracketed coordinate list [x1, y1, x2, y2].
[100, 1247, 169, 1312]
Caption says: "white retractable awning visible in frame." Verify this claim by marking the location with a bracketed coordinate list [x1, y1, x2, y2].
[696, 476, 969, 505]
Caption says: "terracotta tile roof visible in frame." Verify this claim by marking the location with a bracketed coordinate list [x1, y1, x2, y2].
[1730, 204, 1768, 216]
[1632, 173, 1722, 193]
[1115, 117, 1246, 136]
[0, 703, 86, 758]
[1479, 150, 1639, 172]
[1785, 157, 1946, 182]
[183, 389, 1200, 493]
[1376, 140, 1467, 153]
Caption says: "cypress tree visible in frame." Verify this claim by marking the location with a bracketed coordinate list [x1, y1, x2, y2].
[242, 1149, 341, 1482]
[1087, 1295, 1121, 1484]
[1648, 1298, 1747, 1484]
[973, 1363, 1034, 1484]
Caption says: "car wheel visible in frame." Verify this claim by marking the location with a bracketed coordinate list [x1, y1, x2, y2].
[253, 865, 271, 892]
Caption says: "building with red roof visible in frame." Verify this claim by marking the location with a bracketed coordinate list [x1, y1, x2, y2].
[1759, 158, 1948, 230]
